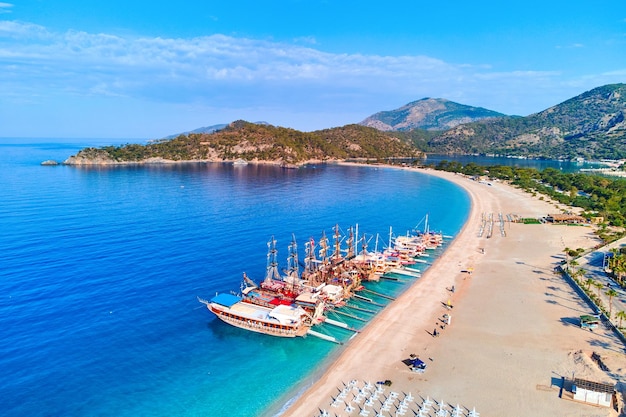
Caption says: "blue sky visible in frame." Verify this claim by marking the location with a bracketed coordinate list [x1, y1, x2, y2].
[1, 1, 625, 139]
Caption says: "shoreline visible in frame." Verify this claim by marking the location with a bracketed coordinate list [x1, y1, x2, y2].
[275, 165, 625, 417]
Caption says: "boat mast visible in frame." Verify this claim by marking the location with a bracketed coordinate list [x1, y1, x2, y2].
[360, 232, 371, 256]
[303, 237, 317, 275]
[332, 224, 343, 264]
[286, 233, 300, 280]
[265, 236, 281, 282]
[345, 226, 355, 259]
[318, 231, 329, 283]
[318, 230, 329, 266]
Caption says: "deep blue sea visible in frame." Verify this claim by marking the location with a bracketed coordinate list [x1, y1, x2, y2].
[0, 140, 476, 417]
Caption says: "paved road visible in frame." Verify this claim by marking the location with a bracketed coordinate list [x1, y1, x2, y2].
[576, 236, 626, 323]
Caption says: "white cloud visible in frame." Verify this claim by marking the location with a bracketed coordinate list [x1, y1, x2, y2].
[0, 19, 624, 129]
[0, 3, 12, 14]
[0, 20, 49, 38]
[0, 21, 470, 100]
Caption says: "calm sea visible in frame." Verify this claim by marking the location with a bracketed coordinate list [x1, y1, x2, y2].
[0, 140, 474, 416]
[420, 153, 606, 172]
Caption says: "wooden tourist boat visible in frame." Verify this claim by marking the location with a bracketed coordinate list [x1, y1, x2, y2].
[199, 293, 318, 338]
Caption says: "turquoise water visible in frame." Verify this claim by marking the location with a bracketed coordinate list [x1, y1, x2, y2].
[0, 141, 470, 416]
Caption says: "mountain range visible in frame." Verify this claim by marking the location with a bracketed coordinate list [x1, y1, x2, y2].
[425, 84, 626, 159]
[359, 98, 507, 131]
[168, 83, 625, 160]
[67, 83, 626, 164]
[357, 84, 626, 159]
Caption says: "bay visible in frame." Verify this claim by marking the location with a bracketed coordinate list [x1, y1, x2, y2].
[1, 140, 472, 416]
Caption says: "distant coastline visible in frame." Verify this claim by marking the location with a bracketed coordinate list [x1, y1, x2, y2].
[61, 155, 335, 168]
[580, 167, 626, 177]
[58, 154, 622, 175]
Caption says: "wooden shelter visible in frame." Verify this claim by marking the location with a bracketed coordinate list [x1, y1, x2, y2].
[546, 214, 586, 224]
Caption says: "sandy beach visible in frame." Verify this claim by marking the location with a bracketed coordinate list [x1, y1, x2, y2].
[278, 167, 625, 417]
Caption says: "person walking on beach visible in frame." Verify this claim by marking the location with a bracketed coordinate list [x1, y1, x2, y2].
[433, 328, 438, 337]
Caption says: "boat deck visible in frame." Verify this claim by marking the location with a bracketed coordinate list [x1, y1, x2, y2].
[228, 301, 272, 320]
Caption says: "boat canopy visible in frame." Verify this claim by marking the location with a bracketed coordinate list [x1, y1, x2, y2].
[269, 305, 305, 325]
[211, 293, 242, 308]
[295, 292, 319, 304]
[321, 284, 344, 302]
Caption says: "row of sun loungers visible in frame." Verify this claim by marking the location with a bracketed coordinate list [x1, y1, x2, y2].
[318, 379, 479, 417]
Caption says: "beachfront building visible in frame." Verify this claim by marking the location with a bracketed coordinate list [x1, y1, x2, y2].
[546, 213, 587, 224]
[572, 378, 615, 408]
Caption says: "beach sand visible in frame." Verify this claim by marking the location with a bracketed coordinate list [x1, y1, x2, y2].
[278, 168, 625, 417]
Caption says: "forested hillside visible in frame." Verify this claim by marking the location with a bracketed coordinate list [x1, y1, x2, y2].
[65, 121, 421, 165]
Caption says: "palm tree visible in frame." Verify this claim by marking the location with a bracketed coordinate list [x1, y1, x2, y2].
[592, 281, 604, 302]
[614, 261, 626, 286]
[563, 247, 571, 271]
[584, 277, 594, 292]
[571, 267, 585, 285]
[616, 310, 626, 329]
[605, 288, 619, 319]
[608, 248, 619, 271]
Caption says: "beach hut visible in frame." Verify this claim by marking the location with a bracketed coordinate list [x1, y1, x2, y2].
[572, 378, 615, 407]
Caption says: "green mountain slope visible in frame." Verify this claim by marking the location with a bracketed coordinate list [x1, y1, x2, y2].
[64, 84, 626, 163]
[65, 121, 421, 165]
[428, 84, 626, 159]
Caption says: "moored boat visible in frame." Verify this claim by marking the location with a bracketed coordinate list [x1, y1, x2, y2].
[198, 220, 446, 340]
[199, 293, 319, 338]
[232, 158, 248, 166]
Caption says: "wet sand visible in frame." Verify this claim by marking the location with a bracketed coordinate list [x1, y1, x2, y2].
[279, 168, 624, 417]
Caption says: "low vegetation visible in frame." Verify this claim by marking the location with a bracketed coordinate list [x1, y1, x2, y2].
[429, 161, 626, 232]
